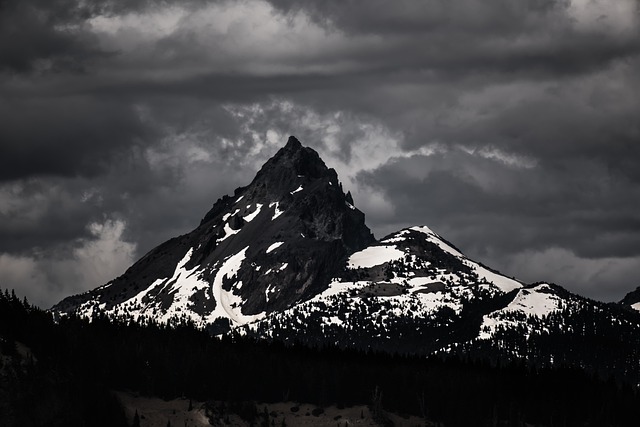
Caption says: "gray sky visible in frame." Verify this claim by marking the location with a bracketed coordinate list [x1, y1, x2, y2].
[1, 0, 639, 308]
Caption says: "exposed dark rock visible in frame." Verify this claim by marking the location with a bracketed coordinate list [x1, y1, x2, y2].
[53, 136, 375, 321]
[620, 285, 640, 308]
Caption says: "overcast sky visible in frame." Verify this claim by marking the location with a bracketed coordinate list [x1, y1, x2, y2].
[1, 0, 639, 308]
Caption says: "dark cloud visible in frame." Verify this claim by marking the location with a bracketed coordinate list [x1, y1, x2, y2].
[267, 0, 560, 34]
[0, 0, 109, 73]
[0, 96, 153, 180]
[355, 149, 640, 299]
[358, 150, 640, 256]
[1, 0, 639, 305]
[266, 0, 640, 75]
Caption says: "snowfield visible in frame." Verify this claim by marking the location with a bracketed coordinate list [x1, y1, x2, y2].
[478, 283, 563, 340]
[347, 245, 405, 269]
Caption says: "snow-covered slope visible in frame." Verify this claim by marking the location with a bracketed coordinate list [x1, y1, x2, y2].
[478, 283, 564, 340]
[238, 226, 525, 351]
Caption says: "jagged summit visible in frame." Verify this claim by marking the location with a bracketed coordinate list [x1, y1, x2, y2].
[251, 135, 336, 193]
[200, 136, 372, 250]
[282, 135, 304, 153]
[285, 134, 301, 148]
[201, 136, 340, 225]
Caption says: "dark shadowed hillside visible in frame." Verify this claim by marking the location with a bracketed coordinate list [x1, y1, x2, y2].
[3, 289, 640, 427]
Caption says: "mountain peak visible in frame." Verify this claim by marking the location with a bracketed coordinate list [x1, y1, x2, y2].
[251, 136, 335, 194]
[54, 135, 375, 331]
[284, 135, 302, 150]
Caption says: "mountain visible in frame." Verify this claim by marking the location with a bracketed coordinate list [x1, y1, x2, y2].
[52, 136, 640, 384]
[620, 286, 640, 311]
[53, 136, 374, 333]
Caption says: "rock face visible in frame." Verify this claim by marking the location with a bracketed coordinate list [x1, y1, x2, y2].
[53, 136, 375, 332]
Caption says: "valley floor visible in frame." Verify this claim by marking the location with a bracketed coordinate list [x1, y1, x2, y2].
[116, 391, 428, 427]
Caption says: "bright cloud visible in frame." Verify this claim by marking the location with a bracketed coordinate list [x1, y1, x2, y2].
[0, 219, 136, 308]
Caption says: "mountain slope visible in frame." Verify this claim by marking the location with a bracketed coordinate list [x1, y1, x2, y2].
[239, 225, 523, 353]
[620, 286, 640, 312]
[53, 136, 374, 333]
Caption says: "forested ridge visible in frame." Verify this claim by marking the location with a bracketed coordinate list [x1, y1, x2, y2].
[1, 289, 639, 427]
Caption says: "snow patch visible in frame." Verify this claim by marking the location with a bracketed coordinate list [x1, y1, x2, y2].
[217, 223, 240, 242]
[505, 284, 560, 317]
[210, 247, 264, 325]
[347, 245, 405, 269]
[269, 202, 284, 220]
[632, 302, 640, 312]
[266, 242, 284, 254]
[265, 284, 276, 303]
[472, 264, 521, 292]
[381, 236, 406, 243]
[242, 203, 263, 222]
[380, 229, 410, 243]
[222, 208, 240, 222]
[290, 185, 303, 194]
[325, 315, 343, 326]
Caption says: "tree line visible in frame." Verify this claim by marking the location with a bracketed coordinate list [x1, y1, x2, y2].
[1, 288, 639, 426]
